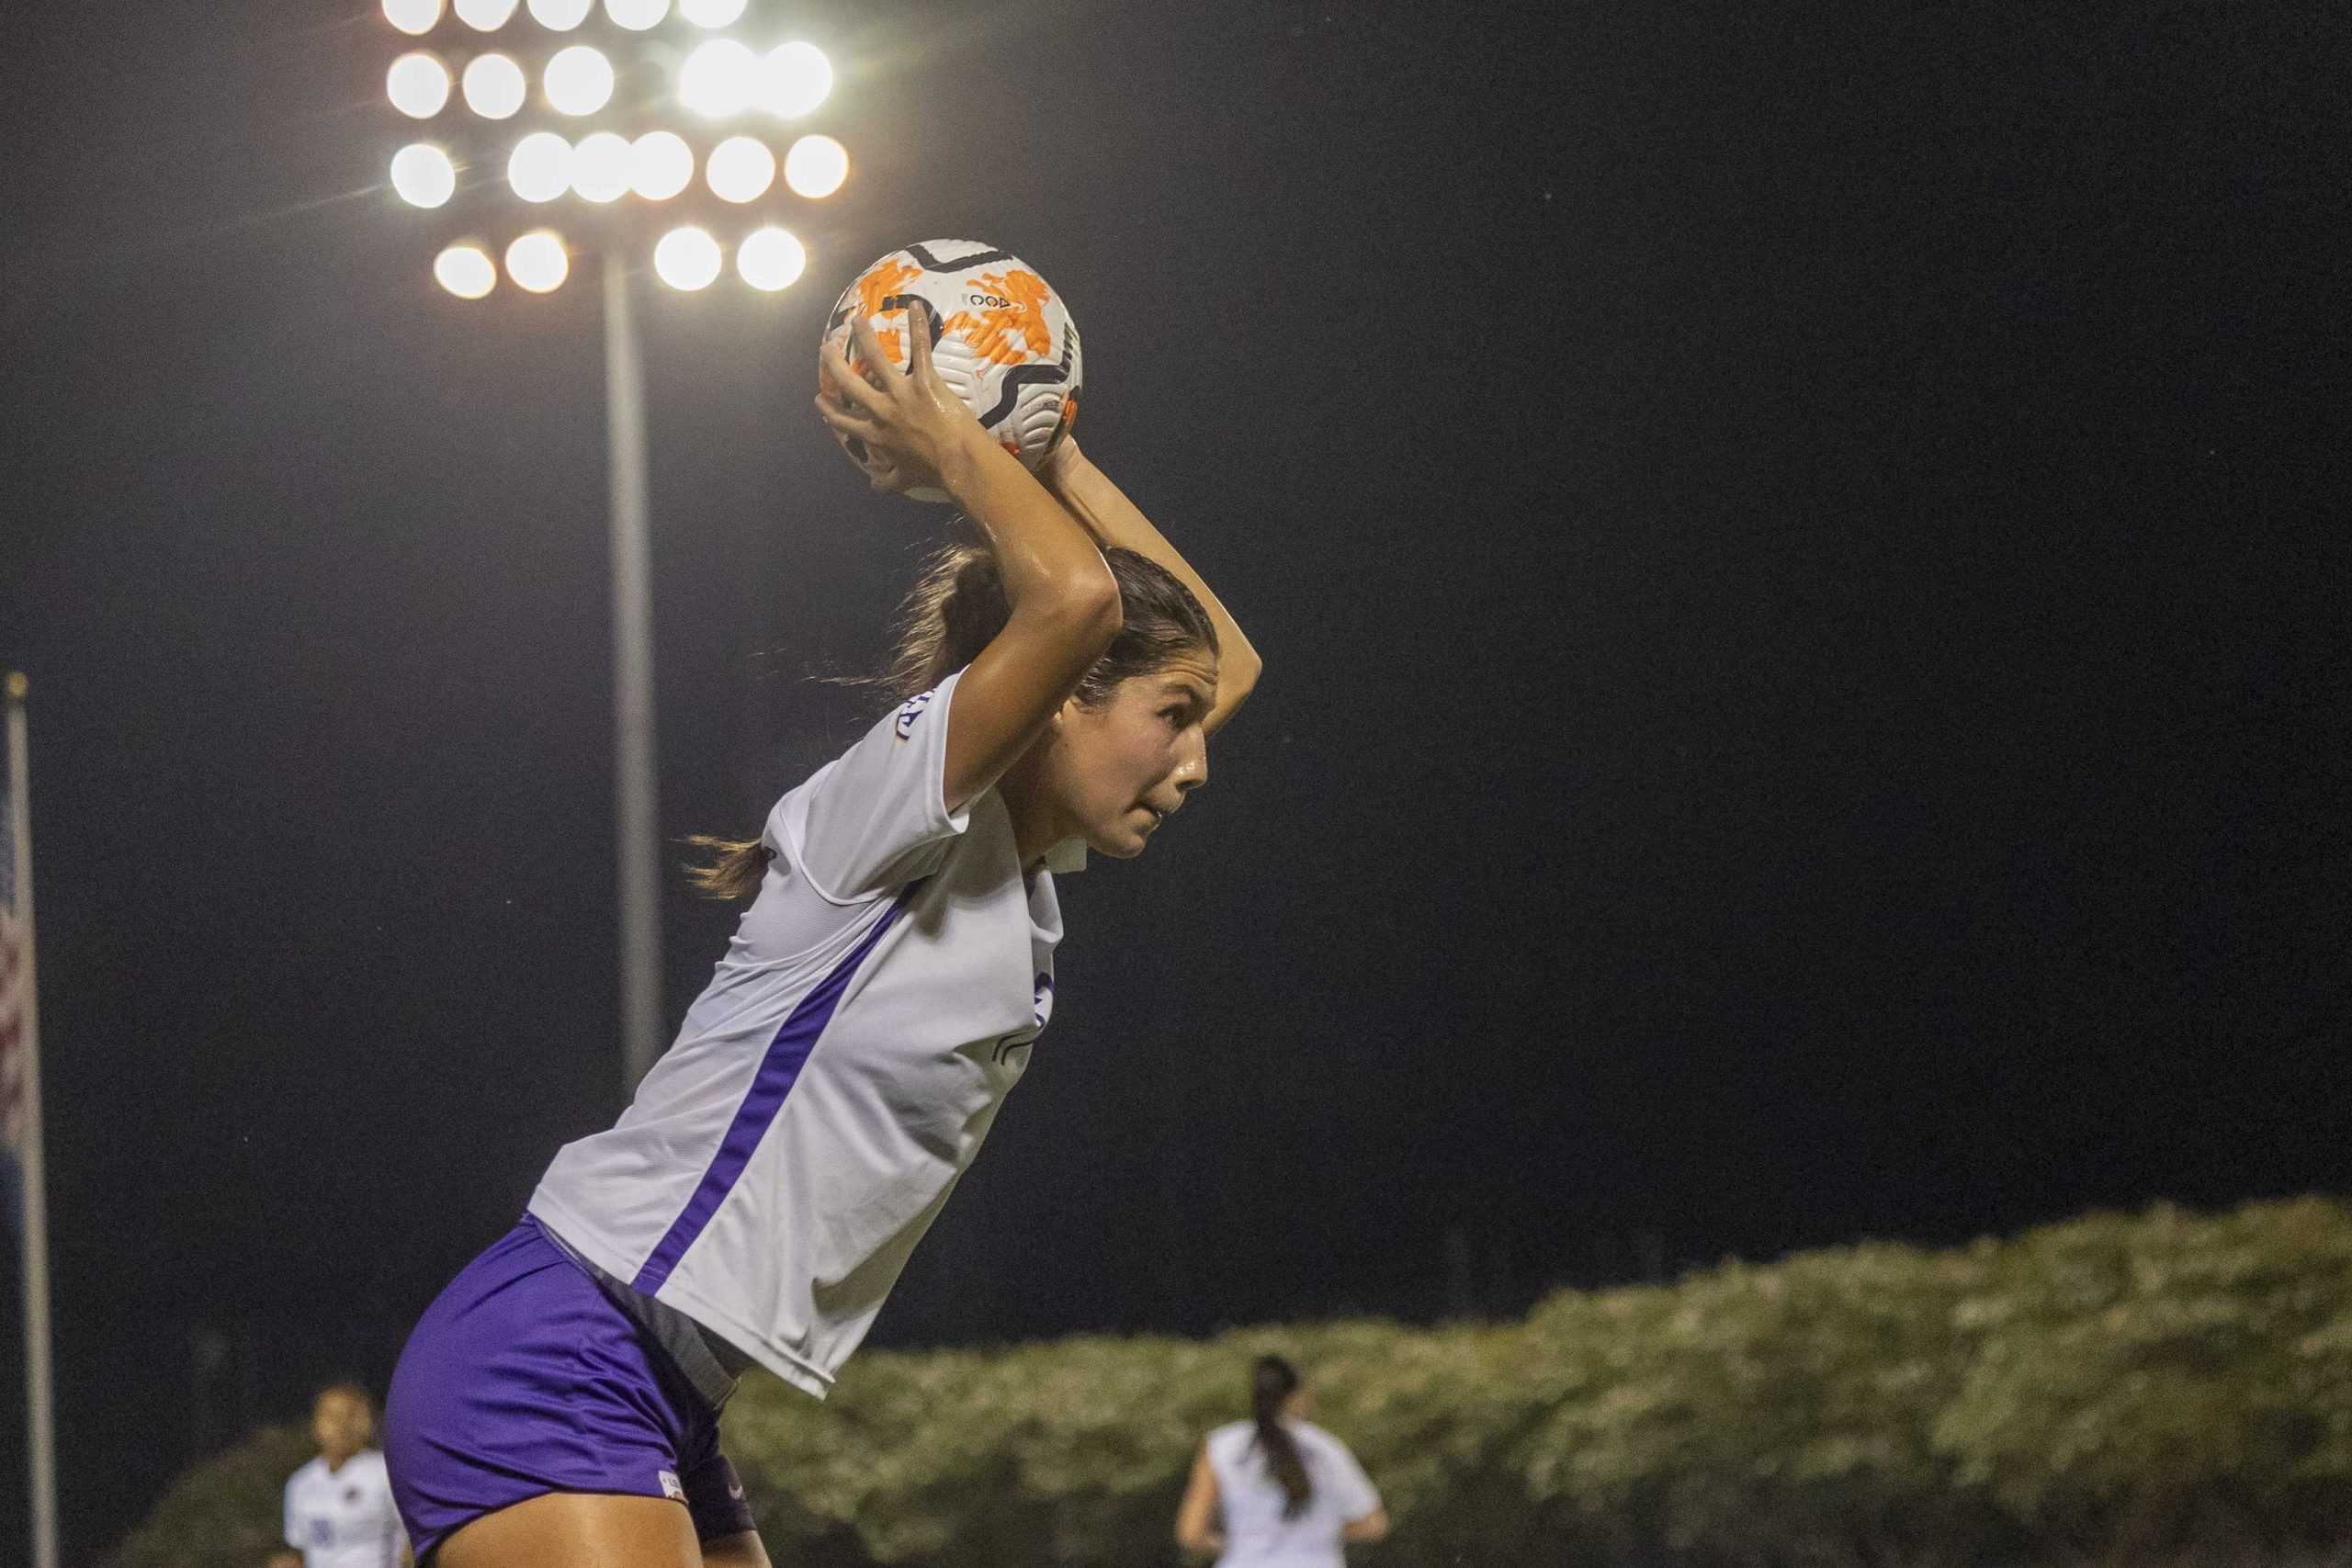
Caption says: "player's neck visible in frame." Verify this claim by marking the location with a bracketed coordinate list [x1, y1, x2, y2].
[995, 758, 1064, 866]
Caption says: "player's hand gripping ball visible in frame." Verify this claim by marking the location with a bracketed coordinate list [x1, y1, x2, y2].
[819, 240, 1083, 502]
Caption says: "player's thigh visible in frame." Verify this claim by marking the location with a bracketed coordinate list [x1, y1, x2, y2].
[434, 1490, 702, 1568]
[699, 1529, 773, 1568]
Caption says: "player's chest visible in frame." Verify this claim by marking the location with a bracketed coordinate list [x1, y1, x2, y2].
[293, 1476, 391, 1550]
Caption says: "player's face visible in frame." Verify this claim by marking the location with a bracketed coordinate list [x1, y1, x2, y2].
[311, 1391, 371, 1461]
[1052, 652, 1216, 859]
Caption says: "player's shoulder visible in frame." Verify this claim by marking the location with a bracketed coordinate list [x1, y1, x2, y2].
[286, 1453, 327, 1490]
[1205, 1419, 1255, 1454]
[1291, 1419, 1356, 1458]
[350, 1448, 391, 1481]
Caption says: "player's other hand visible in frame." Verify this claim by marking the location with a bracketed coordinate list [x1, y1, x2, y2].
[816, 301, 989, 495]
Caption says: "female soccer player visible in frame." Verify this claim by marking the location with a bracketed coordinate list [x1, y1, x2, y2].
[277, 1384, 407, 1568]
[1175, 1356, 1389, 1566]
[383, 303, 1260, 1568]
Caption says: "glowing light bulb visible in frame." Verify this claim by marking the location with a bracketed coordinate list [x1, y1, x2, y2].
[736, 227, 806, 291]
[678, 39, 759, 118]
[571, 131, 631, 202]
[462, 52, 526, 118]
[526, 0, 592, 28]
[705, 135, 774, 202]
[435, 244, 497, 299]
[383, 0, 443, 38]
[390, 143, 458, 208]
[507, 131, 572, 201]
[653, 226, 722, 290]
[605, 0, 668, 28]
[544, 44, 614, 115]
[628, 131, 694, 200]
[387, 51, 453, 118]
[762, 42, 831, 118]
[783, 134, 847, 198]
[679, 0, 743, 25]
[454, 0, 518, 27]
[505, 231, 571, 293]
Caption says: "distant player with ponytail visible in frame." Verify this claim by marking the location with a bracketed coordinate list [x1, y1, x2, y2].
[1177, 1356, 1389, 1564]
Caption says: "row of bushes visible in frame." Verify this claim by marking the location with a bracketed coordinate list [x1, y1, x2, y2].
[107, 1197, 2352, 1566]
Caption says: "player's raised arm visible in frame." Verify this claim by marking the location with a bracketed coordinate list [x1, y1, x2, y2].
[819, 303, 1122, 814]
[1040, 435, 1261, 734]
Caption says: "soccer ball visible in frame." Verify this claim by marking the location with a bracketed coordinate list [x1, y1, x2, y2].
[820, 239, 1083, 503]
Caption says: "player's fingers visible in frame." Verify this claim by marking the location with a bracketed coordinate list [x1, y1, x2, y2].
[818, 347, 887, 415]
[813, 392, 882, 441]
[905, 299, 934, 381]
[844, 313, 902, 392]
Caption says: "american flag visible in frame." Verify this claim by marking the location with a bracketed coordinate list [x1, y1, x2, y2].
[1, 752, 25, 1154]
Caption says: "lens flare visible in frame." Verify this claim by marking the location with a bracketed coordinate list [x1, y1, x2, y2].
[678, 0, 743, 25]
[461, 52, 526, 118]
[653, 226, 722, 290]
[678, 39, 759, 118]
[387, 51, 453, 118]
[782, 134, 847, 198]
[605, 0, 668, 28]
[762, 42, 831, 118]
[434, 244, 497, 299]
[736, 226, 806, 291]
[526, 0, 592, 28]
[544, 44, 614, 115]
[453, 0, 518, 27]
[508, 131, 572, 202]
[628, 130, 694, 199]
[390, 143, 458, 208]
[382, 0, 443, 37]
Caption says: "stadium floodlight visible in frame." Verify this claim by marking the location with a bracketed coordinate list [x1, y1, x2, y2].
[526, 0, 594, 28]
[782, 133, 847, 198]
[435, 243, 499, 298]
[383, 1, 855, 1099]
[545, 45, 616, 115]
[678, 39, 760, 117]
[606, 0, 669, 28]
[705, 135, 774, 202]
[735, 226, 804, 291]
[507, 131, 573, 200]
[383, 0, 443, 36]
[388, 52, 453, 118]
[390, 143, 458, 208]
[653, 226, 722, 290]
[571, 132, 632, 202]
[462, 53, 527, 118]
[455, 0, 520, 28]
[762, 42, 830, 118]
[505, 231, 571, 292]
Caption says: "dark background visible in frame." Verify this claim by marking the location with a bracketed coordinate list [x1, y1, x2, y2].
[4, 0, 2347, 1557]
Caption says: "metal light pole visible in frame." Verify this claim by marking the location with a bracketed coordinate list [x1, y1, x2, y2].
[602, 251, 662, 1092]
[376, 0, 847, 1094]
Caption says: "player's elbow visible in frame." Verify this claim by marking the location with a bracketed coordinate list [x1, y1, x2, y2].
[1023, 568, 1123, 653]
[1343, 1506, 1390, 1544]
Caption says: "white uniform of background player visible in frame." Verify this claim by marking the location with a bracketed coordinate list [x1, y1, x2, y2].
[283, 1447, 401, 1568]
[1202, 1419, 1383, 1568]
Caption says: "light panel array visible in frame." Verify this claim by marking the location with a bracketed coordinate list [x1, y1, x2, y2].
[382, 0, 844, 298]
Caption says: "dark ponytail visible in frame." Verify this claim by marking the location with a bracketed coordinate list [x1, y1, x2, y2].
[1250, 1355, 1311, 1517]
[687, 532, 1216, 901]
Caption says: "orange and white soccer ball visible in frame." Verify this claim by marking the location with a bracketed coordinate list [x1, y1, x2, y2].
[820, 239, 1083, 502]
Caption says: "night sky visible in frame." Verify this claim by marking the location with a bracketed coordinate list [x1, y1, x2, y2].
[4, 0, 2348, 1556]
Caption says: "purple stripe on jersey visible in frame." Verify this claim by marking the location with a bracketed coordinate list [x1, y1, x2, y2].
[630, 889, 913, 1296]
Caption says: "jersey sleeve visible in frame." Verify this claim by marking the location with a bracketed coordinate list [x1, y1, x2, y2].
[1323, 1434, 1382, 1521]
[768, 670, 973, 903]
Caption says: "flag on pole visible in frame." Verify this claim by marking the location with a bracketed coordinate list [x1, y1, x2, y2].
[6, 670, 59, 1568]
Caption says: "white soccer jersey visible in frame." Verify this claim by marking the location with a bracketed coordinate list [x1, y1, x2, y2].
[283, 1450, 402, 1568]
[1204, 1419, 1383, 1568]
[530, 670, 1060, 1399]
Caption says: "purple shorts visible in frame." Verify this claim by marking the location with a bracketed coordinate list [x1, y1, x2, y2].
[383, 1216, 756, 1562]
